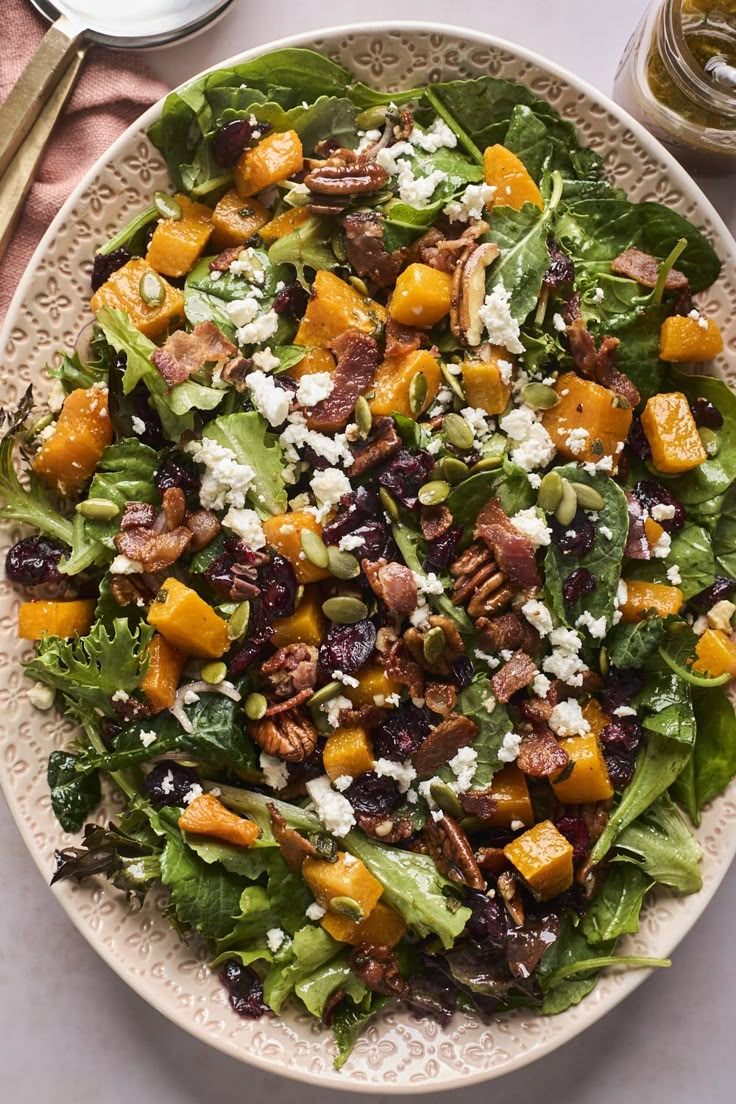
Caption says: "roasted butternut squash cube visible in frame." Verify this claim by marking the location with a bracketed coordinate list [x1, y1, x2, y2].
[483, 144, 544, 211]
[503, 820, 574, 900]
[140, 633, 187, 712]
[271, 586, 326, 648]
[211, 190, 270, 251]
[262, 511, 330, 584]
[286, 346, 335, 382]
[91, 257, 185, 339]
[147, 577, 229, 659]
[302, 851, 383, 919]
[18, 598, 95, 640]
[258, 205, 309, 245]
[323, 727, 375, 782]
[643, 516, 666, 552]
[541, 372, 632, 466]
[234, 129, 304, 197]
[389, 263, 453, 328]
[581, 698, 611, 740]
[660, 314, 724, 362]
[486, 765, 533, 828]
[693, 627, 736, 678]
[295, 270, 387, 349]
[369, 348, 441, 419]
[179, 793, 259, 846]
[551, 734, 614, 804]
[321, 900, 406, 946]
[641, 391, 707, 474]
[619, 579, 684, 623]
[146, 194, 213, 278]
[462, 349, 513, 414]
[33, 385, 113, 497]
[347, 662, 402, 708]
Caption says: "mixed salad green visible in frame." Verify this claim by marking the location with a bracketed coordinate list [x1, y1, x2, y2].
[3, 47, 736, 1067]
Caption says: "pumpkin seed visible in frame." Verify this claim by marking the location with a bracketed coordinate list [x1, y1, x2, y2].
[699, 426, 720, 457]
[418, 479, 450, 506]
[379, 486, 399, 521]
[355, 105, 388, 129]
[309, 680, 343, 708]
[554, 478, 578, 526]
[521, 382, 560, 410]
[331, 228, 347, 263]
[139, 270, 165, 307]
[329, 895, 365, 921]
[309, 833, 339, 862]
[469, 455, 503, 474]
[569, 482, 605, 511]
[301, 528, 329, 569]
[153, 191, 182, 220]
[349, 275, 369, 297]
[423, 625, 446, 665]
[354, 395, 372, 439]
[537, 470, 563, 514]
[598, 646, 609, 679]
[429, 780, 463, 818]
[328, 547, 360, 580]
[201, 661, 227, 685]
[227, 601, 250, 641]
[441, 362, 465, 401]
[409, 371, 428, 417]
[245, 692, 268, 720]
[28, 413, 54, 440]
[443, 412, 474, 450]
[75, 497, 120, 521]
[610, 394, 631, 409]
[295, 584, 305, 606]
[439, 456, 470, 485]
[322, 596, 368, 624]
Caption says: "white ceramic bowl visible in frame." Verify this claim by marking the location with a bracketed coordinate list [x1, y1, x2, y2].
[1, 21, 735, 1093]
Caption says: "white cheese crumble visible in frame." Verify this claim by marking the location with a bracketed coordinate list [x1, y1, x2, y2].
[279, 410, 353, 468]
[296, 371, 334, 407]
[333, 774, 353, 792]
[110, 554, 144, 574]
[138, 729, 157, 748]
[511, 507, 552, 549]
[321, 694, 352, 729]
[251, 348, 281, 373]
[306, 901, 327, 921]
[229, 247, 267, 283]
[333, 669, 360, 688]
[305, 776, 356, 837]
[707, 599, 736, 633]
[182, 689, 200, 705]
[310, 467, 352, 507]
[575, 610, 607, 639]
[245, 370, 290, 427]
[373, 758, 417, 794]
[449, 746, 478, 793]
[260, 752, 289, 791]
[131, 415, 146, 435]
[498, 730, 523, 763]
[222, 507, 266, 548]
[652, 531, 672, 559]
[651, 503, 676, 521]
[27, 682, 55, 710]
[443, 181, 496, 223]
[478, 282, 525, 354]
[542, 626, 589, 686]
[599, 525, 613, 540]
[521, 598, 554, 637]
[666, 564, 683, 586]
[111, 689, 129, 703]
[185, 437, 255, 510]
[592, 286, 605, 303]
[410, 117, 458, 152]
[565, 427, 589, 456]
[182, 783, 204, 805]
[266, 928, 286, 953]
[552, 312, 567, 332]
[499, 405, 556, 472]
[532, 673, 551, 698]
[614, 706, 637, 717]
[338, 533, 366, 552]
[548, 699, 590, 737]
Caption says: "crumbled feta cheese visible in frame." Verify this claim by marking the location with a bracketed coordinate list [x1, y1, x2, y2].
[111, 689, 129, 703]
[305, 776, 356, 837]
[245, 369, 290, 427]
[47, 379, 66, 413]
[431, 809, 446, 822]
[666, 564, 683, 586]
[338, 533, 365, 552]
[692, 614, 709, 635]
[599, 525, 613, 540]
[375, 142, 448, 207]
[614, 706, 637, 717]
[185, 437, 255, 510]
[226, 291, 279, 345]
[707, 599, 736, 633]
[522, 598, 554, 637]
[409, 598, 431, 629]
[592, 286, 605, 304]
[110, 554, 144, 574]
[411, 117, 458, 152]
[182, 783, 204, 805]
[229, 247, 267, 283]
[542, 626, 588, 686]
[499, 405, 556, 472]
[549, 699, 590, 737]
[510, 818, 525, 831]
[279, 411, 353, 468]
[575, 610, 607, 639]
[356, 127, 382, 153]
[296, 371, 334, 407]
[460, 405, 494, 442]
[443, 181, 496, 222]
[333, 669, 360, 689]
[448, 746, 478, 793]
[532, 673, 551, 698]
[498, 730, 523, 763]
[27, 682, 55, 710]
[343, 852, 358, 866]
[222, 507, 266, 547]
[552, 312, 567, 332]
[131, 415, 146, 435]
[565, 427, 589, 456]
[160, 770, 175, 795]
[266, 928, 286, 953]
[651, 503, 676, 521]
[306, 901, 327, 920]
[260, 752, 289, 791]
[478, 282, 525, 354]
[310, 466, 351, 507]
[321, 694, 352, 729]
[412, 570, 445, 597]
[474, 649, 501, 669]
[511, 507, 552, 549]
[373, 758, 417, 794]
[616, 580, 628, 607]
[139, 729, 157, 748]
[652, 531, 672, 559]
[250, 348, 281, 373]
[333, 774, 353, 792]
[182, 689, 200, 705]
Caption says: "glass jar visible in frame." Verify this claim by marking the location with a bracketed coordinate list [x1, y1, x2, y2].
[614, 0, 736, 172]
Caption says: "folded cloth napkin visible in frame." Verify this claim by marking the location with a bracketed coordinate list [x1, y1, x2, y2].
[0, 0, 169, 323]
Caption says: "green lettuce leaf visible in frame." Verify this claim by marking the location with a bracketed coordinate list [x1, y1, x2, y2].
[47, 750, 101, 833]
[605, 617, 670, 669]
[202, 411, 287, 518]
[665, 369, 736, 520]
[331, 994, 390, 1070]
[581, 865, 653, 945]
[625, 523, 715, 600]
[671, 687, 736, 826]
[295, 954, 368, 1019]
[263, 925, 342, 1014]
[160, 830, 246, 941]
[439, 674, 513, 789]
[613, 794, 702, 894]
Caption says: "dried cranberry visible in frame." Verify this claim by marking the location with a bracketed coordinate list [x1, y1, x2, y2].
[690, 397, 723, 429]
[90, 247, 131, 292]
[345, 771, 402, 817]
[372, 702, 432, 760]
[219, 960, 267, 1018]
[466, 891, 507, 945]
[273, 281, 309, 320]
[601, 666, 645, 714]
[5, 535, 64, 587]
[550, 511, 595, 559]
[690, 576, 736, 612]
[155, 455, 200, 496]
[627, 416, 651, 461]
[562, 567, 596, 606]
[424, 524, 463, 570]
[322, 510, 392, 562]
[378, 449, 434, 511]
[260, 554, 297, 618]
[555, 816, 590, 862]
[212, 118, 271, 167]
[603, 748, 636, 790]
[448, 656, 474, 690]
[99, 717, 123, 751]
[204, 537, 257, 598]
[319, 620, 376, 675]
[633, 480, 685, 533]
[142, 761, 201, 808]
[543, 237, 574, 289]
[601, 717, 643, 754]
[354, 485, 381, 516]
[285, 742, 325, 788]
[672, 287, 694, 316]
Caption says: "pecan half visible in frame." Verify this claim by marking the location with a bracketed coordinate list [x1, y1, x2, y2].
[252, 708, 317, 762]
[161, 486, 186, 530]
[343, 211, 401, 288]
[350, 944, 408, 997]
[420, 504, 454, 542]
[347, 415, 402, 477]
[450, 241, 501, 346]
[450, 542, 514, 618]
[267, 802, 318, 872]
[476, 845, 508, 875]
[305, 160, 388, 196]
[476, 612, 541, 656]
[422, 814, 485, 889]
[383, 640, 424, 699]
[414, 714, 478, 777]
[516, 728, 569, 777]
[262, 643, 319, 699]
[355, 811, 413, 843]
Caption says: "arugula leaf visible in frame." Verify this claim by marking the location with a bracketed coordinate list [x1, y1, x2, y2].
[581, 865, 653, 945]
[331, 994, 390, 1070]
[202, 411, 287, 517]
[160, 830, 247, 941]
[614, 793, 702, 894]
[671, 687, 736, 826]
[625, 523, 715, 600]
[47, 750, 101, 833]
[263, 925, 341, 1014]
[391, 520, 473, 634]
[605, 617, 670, 669]
[295, 954, 368, 1019]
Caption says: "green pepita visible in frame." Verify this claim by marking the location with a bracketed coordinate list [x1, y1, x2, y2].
[441, 362, 466, 401]
[309, 680, 343, 708]
[245, 692, 268, 720]
[611, 394, 631, 409]
[699, 426, 720, 457]
[201, 661, 227, 685]
[469, 455, 504, 474]
[409, 371, 428, 417]
[309, 833, 339, 862]
[139, 270, 165, 307]
[75, 497, 120, 521]
[329, 895, 365, 921]
[153, 191, 182, 220]
[598, 646, 609, 679]
[327, 547, 361, 580]
[379, 486, 399, 521]
[349, 275, 369, 297]
[429, 780, 463, 818]
[423, 625, 446, 666]
[418, 480, 450, 506]
[301, 528, 329, 569]
[354, 394, 372, 439]
[537, 470, 564, 515]
[569, 482, 605, 511]
[554, 478, 578, 526]
[331, 229, 348, 264]
[355, 105, 388, 129]
[443, 412, 474, 451]
[227, 601, 250, 641]
[28, 413, 54, 440]
[322, 596, 369, 624]
[439, 456, 470, 485]
[521, 382, 560, 410]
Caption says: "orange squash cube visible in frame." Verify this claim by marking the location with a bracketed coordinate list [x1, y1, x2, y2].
[551, 734, 614, 804]
[582, 698, 611, 740]
[323, 727, 375, 782]
[271, 586, 326, 648]
[91, 257, 185, 339]
[643, 516, 666, 552]
[286, 347, 335, 382]
[660, 314, 724, 362]
[619, 580, 684, 623]
[389, 263, 453, 328]
[347, 662, 402, 708]
[321, 900, 407, 946]
[483, 144, 544, 211]
[146, 194, 213, 278]
[140, 633, 187, 712]
[302, 851, 383, 919]
[18, 598, 95, 640]
[462, 349, 513, 415]
[693, 628, 736, 678]
[179, 793, 259, 846]
[210, 190, 270, 251]
[369, 348, 441, 419]
[541, 372, 632, 466]
[294, 270, 386, 349]
[503, 820, 574, 900]
[486, 765, 533, 828]
[262, 511, 331, 584]
[641, 391, 707, 474]
[33, 385, 114, 497]
[234, 129, 303, 197]
[258, 205, 309, 245]
[147, 577, 229, 659]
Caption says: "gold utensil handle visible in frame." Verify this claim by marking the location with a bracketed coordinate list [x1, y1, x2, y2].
[0, 46, 87, 264]
[0, 14, 83, 177]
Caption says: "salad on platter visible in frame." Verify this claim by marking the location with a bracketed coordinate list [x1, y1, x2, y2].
[4, 46, 736, 1068]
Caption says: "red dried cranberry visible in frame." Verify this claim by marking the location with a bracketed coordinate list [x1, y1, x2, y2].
[319, 620, 377, 675]
[204, 537, 257, 598]
[603, 748, 636, 789]
[627, 416, 651, 461]
[273, 281, 309, 319]
[689, 397, 723, 429]
[424, 524, 463, 570]
[372, 702, 432, 760]
[543, 237, 574, 289]
[99, 717, 123, 751]
[601, 666, 645, 714]
[219, 960, 267, 1018]
[155, 455, 200, 496]
[550, 512, 595, 558]
[555, 816, 590, 862]
[345, 771, 402, 817]
[449, 656, 474, 689]
[142, 761, 201, 807]
[633, 480, 685, 533]
[466, 891, 507, 945]
[212, 118, 271, 167]
[91, 247, 131, 292]
[690, 576, 736, 612]
[378, 449, 434, 510]
[562, 567, 596, 606]
[601, 717, 643, 754]
[260, 554, 297, 618]
[672, 287, 694, 316]
[354, 485, 381, 516]
[5, 535, 64, 586]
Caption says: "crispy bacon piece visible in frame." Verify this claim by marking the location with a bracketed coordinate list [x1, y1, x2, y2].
[490, 650, 538, 703]
[406, 219, 489, 274]
[519, 696, 554, 727]
[364, 558, 418, 614]
[420, 504, 454, 542]
[336, 703, 386, 730]
[383, 640, 424, 699]
[414, 714, 478, 777]
[307, 330, 379, 432]
[474, 498, 541, 592]
[263, 688, 314, 716]
[516, 728, 569, 778]
[262, 644, 318, 699]
[343, 212, 402, 288]
[347, 415, 401, 477]
[384, 316, 423, 358]
[185, 509, 221, 552]
[120, 502, 156, 530]
[209, 246, 242, 272]
[612, 247, 688, 290]
[151, 321, 240, 387]
[267, 803, 318, 872]
[566, 318, 640, 407]
[115, 526, 192, 572]
[476, 612, 541, 656]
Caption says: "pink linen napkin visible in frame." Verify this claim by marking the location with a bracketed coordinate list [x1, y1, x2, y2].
[0, 0, 169, 323]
